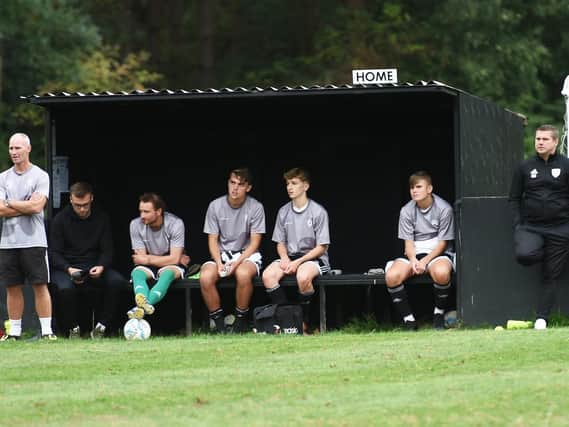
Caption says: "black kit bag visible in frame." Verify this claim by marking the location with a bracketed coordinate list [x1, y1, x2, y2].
[253, 304, 303, 335]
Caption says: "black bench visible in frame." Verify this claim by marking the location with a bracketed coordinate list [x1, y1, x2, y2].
[171, 273, 437, 335]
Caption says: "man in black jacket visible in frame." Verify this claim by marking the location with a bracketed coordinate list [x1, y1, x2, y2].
[49, 182, 127, 338]
[509, 124, 569, 330]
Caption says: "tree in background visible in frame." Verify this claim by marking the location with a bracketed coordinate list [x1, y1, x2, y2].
[13, 46, 161, 130]
[3, 0, 569, 163]
[0, 0, 100, 167]
[0, 1, 161, 170]
[415, 0, 569, 154]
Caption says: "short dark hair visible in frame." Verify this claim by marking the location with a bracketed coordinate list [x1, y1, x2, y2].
[139, 192, 166, 211]
[283, 167, 310, 183]
[409, 171, 432, 187]
[537, 124, 559, 141]
[69, 182, 93, 198]
[230, 168, 253, 185]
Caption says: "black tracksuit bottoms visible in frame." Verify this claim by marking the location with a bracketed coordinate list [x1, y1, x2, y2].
[514, 221, 569, 319]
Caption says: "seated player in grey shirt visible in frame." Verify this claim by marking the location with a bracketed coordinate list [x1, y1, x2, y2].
[200, 168, 265, 333]
[262, 168, 331, 333]
[127, 192, 190, 320]
[384, 170, 455, 330]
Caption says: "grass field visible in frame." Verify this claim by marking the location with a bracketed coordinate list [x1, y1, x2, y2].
[2, 327, 569, 426]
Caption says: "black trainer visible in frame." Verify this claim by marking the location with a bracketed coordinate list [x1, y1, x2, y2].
[404, 320, 418, 331]
[69, 326, 81, 339]
[433, 313, 445, 330]
[231, 316, 249, 334]
[210, 315, 226, 334]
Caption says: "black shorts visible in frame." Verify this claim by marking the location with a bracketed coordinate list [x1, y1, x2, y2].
[289, 253, 327, 267]
[416, 253, 454, 262]
[0, 247, 49, 287]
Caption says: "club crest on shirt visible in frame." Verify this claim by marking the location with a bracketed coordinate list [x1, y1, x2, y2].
[530, 168, 538, 179]
[551, 168, 561, 178]
[307, 219, 313, 227]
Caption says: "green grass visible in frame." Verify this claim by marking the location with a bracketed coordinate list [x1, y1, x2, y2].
[2, 328, 569, 426]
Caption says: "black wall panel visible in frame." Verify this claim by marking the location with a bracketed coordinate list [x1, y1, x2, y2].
[49, 91, 456, 280]
[458, 196, 569, 325]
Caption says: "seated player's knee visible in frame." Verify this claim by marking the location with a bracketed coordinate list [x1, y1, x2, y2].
[199, 266, 218, 288]
[234, 267, 254, 286]
[262, 263, 278, 285]
[296, 274, 313, 292]
[385, 269, 402, 287]
[430, 269, 451, 285]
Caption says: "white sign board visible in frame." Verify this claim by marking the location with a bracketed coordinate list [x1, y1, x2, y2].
[352, 68, 398, 85]
[52, 156, 69, 209]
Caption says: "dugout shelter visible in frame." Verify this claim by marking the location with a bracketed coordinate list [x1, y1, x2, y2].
[18, 81, 550, 328]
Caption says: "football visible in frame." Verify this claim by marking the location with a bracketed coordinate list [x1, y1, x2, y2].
[123, 318, 151, 340]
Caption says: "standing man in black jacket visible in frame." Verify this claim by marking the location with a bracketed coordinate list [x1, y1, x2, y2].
[49, 182, 127, 338]
[509, 124, 569, 330]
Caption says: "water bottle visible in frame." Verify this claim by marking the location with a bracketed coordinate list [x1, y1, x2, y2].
[506, 320, 532, 329]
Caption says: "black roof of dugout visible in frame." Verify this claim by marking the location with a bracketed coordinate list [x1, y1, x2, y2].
[24, 80, 472, 105]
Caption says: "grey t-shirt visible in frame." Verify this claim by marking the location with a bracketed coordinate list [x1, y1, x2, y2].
[203, 195, 265, 252]
[0, 165, 49, 248]
[130, 211, 185, 255]
[398, 193, 454, 253]
[272, 200, 331, 268]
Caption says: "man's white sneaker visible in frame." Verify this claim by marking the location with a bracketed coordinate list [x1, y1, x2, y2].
[534, 318, 547, 330]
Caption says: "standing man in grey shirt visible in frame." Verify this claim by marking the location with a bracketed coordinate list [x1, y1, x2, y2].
[384, 171, 455, 330]
[0, 133, 56, 341]
[127, 192, 190, 320]
[200, 168, 265, 333]
[262, 168, 331, 333]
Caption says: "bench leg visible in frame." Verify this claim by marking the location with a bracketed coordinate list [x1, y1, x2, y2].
[185, 288, 193, 336]
[319, 284, 326, 333]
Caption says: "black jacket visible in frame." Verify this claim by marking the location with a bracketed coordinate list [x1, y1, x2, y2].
[509, 152, 569, 227]
[48, 204, 113, 271]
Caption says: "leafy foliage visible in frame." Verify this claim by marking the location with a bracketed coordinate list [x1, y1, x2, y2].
[2, 0, 569, 164]
[12, 46, 162, 130]
[0, 1, 161, 170]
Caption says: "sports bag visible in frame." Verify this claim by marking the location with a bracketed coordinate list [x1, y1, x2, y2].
[253, 304, 303, 335]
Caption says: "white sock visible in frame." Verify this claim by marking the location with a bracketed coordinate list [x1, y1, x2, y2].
[434, 307, 445, 315]
[39, 317, 53, 335]
[9, 319, 22, 336]
[403, 314, 416, 322]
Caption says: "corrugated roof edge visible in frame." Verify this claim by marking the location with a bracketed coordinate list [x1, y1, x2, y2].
[20, 80, 458, 102]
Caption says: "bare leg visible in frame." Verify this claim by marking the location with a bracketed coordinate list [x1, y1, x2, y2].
[32, 284, 52, 317]
[6, 285, 25, 319]
[234, 262, 256, 310]
[199, 263, 221, 311]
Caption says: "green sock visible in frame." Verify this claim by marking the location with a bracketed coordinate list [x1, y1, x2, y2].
[132, 269, 149, 298]
[148, 269, 176, 305]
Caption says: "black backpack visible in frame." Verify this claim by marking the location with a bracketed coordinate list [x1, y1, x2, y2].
[253, 304, 303, 335]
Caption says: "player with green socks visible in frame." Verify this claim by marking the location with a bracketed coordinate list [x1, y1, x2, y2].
[127, 193, 190, 320]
